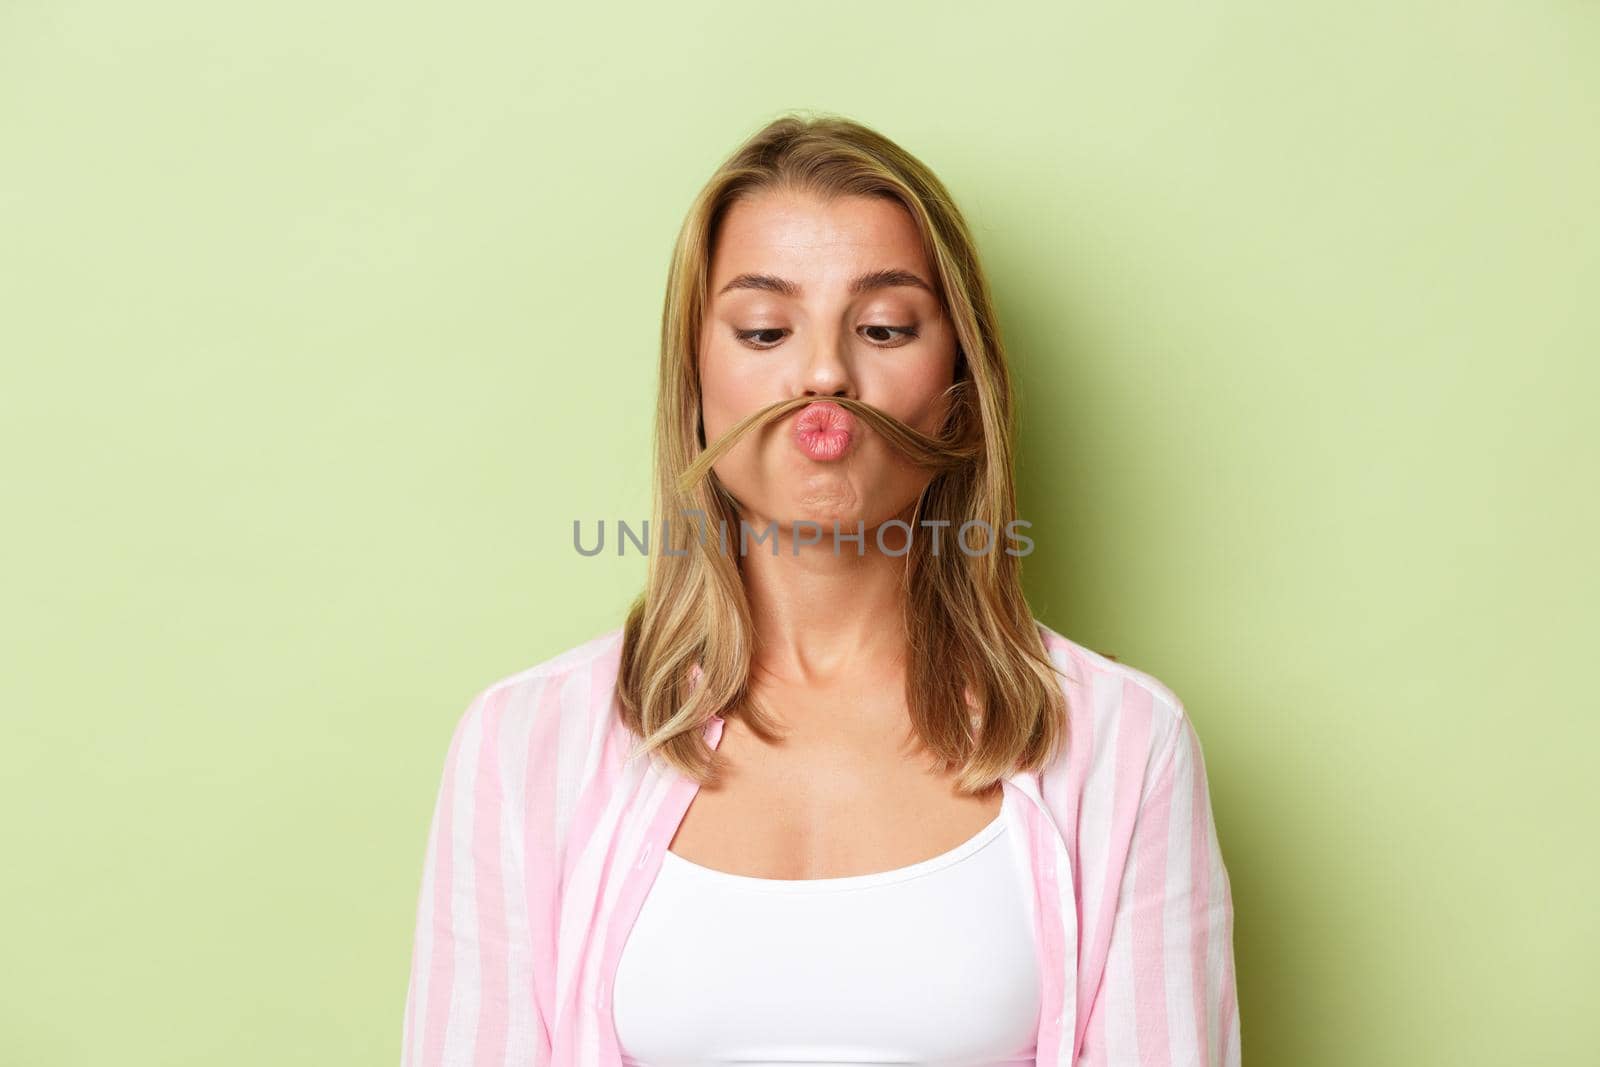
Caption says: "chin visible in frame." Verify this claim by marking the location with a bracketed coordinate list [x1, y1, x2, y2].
[789, 476, 919, 521]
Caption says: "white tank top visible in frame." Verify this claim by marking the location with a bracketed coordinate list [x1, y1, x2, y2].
[613, 787, 1042, 1066]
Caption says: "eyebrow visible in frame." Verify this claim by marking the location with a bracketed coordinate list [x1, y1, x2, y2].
[715, 268, 936, 299]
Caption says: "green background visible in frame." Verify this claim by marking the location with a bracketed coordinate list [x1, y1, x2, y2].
[3, 2, 1595, 1063]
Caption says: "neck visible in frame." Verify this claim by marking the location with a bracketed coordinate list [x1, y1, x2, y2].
[735, 517, 911, 689]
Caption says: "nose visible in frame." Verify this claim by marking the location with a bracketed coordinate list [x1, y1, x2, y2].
[797, 329, 855, 401]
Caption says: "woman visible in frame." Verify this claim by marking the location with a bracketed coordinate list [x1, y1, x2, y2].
[400, 113, 1240, 1067]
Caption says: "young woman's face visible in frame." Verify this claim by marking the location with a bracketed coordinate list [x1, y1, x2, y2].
[698, 189, 960, 536]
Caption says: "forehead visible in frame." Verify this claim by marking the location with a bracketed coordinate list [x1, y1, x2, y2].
[709, 190, 932, 287]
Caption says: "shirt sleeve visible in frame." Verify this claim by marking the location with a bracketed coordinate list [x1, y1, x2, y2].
[1076, 711, 1241, 1066]
[400, 685, 552, 1066]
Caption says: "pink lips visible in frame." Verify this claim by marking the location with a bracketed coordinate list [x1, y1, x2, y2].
[791, 400, 858, 462]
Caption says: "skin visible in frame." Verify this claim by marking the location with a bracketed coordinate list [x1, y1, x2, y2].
[669, 189, 1002, 879]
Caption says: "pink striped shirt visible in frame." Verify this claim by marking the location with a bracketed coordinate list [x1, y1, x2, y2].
[400, 620, 1240, 1065]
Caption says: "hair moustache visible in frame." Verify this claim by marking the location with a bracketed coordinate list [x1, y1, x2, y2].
[676, 377, 982, 497]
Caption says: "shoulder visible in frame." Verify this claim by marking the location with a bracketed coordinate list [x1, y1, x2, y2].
[1031, 618, 1194, 788]
[482, 624, 627, 697]
[445, 625, 628, 777]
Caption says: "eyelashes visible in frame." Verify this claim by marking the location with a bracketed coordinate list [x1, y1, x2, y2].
[733, 325, 920, 350]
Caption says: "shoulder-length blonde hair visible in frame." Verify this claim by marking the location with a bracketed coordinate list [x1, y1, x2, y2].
[618, 111, 1067, 793]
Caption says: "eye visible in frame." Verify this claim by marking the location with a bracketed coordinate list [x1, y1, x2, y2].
[860, 325, 920, 346]
[733, 325, 919, 350]
[734, 327, 788, 349]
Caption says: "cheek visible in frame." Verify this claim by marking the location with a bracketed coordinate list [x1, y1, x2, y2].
[877, 357, 958, 438]
[697, 346, 772, 447]
[696, 350, 742, 439]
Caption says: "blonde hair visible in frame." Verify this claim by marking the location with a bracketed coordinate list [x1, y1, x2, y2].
[618, 111, 1068, 793]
